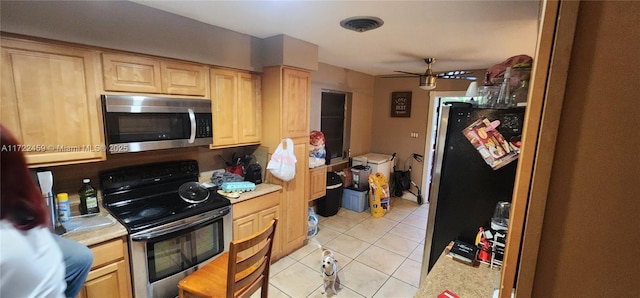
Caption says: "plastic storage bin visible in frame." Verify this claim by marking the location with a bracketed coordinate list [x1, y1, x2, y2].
[342, 187, 369, 212]
[352, 153, 393, 181]
[316, 172, 343, 217]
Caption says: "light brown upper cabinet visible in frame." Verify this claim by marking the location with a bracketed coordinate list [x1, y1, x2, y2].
[160, 60, 209, 96]
[209, 68, 261, 148]
[261, 66, 311, 148]
[102, 53, 208, 97]
[238, 72, 262, 144]
[1, 37, 105, 167]
[282, 68, 310, 138]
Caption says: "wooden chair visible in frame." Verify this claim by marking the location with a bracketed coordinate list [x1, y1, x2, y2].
[178, 218, 278, 298]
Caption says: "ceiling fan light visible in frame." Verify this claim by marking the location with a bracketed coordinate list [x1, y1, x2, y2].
[420, 84, 437, 91]
[419, 75, 437, 90]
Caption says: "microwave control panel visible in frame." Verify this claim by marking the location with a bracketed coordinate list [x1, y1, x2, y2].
[195, 114, 213, 138]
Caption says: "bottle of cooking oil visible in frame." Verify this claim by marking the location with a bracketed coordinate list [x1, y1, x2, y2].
[79, 179, 99, 215]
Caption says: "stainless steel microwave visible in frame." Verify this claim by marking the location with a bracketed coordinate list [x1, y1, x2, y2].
[101, 95, 212, 154]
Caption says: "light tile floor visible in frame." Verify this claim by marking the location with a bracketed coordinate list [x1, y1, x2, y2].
[260, 197, 428, 298]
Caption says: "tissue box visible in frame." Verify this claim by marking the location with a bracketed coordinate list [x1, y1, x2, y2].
[342, 188, 369, 212]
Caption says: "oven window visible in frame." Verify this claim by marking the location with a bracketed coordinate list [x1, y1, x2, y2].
[146, 218, 225, 283]
[148, 237, 188, 283]
[105, 113, 190, 143]
[194, 220, 224, 263]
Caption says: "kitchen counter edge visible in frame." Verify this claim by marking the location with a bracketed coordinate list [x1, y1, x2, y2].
[414, 251, 498, 297]
[62, 215, 128, 247]
[227, 183, 283, 204]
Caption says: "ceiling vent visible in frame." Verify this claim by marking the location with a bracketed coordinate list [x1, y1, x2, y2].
[340, 16, 384, 33]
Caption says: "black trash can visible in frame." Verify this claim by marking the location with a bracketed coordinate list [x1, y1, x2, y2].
[316, 172, 343, 217]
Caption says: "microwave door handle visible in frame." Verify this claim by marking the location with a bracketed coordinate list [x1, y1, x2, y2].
[188, 108, 196, 143]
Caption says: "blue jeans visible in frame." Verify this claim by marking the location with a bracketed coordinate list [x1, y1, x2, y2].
[53, 235, 94, 298]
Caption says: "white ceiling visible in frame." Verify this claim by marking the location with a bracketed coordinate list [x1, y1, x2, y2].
[133, 0, 540, 76]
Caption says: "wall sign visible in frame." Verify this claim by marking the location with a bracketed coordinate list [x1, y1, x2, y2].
[390, 91, 412, 118]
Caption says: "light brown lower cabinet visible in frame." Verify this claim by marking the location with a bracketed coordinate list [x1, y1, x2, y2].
[309, 166, 327, 201]
[79, 237, 132, 298]
[279, 137, 309, 255]
[232, 191, 282, 261]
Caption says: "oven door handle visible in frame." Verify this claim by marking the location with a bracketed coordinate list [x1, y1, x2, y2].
[188, 108, 196, 144]
[130, 207, 229, 241]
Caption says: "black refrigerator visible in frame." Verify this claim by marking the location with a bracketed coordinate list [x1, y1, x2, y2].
[424, 105, 525, 271]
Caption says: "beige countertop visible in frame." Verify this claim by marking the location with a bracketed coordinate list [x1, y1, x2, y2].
[62, 213, 128, 247]
[226, 183, 283, 204]
[415, 251, 499, 298]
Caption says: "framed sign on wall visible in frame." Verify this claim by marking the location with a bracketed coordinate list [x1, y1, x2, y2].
[391, 91, 412, 117]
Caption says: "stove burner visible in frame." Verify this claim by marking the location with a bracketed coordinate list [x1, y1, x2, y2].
[178, 182, 210, 204]
[121, 206, 170, 225]
[139, 207, 168, 218]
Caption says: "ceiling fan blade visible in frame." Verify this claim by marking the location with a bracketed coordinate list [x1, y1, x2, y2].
[437, 70, 474, 77]
[437, 75, 478, 81]
[380, 75, 416, 78]
[394, 70, 422, 76]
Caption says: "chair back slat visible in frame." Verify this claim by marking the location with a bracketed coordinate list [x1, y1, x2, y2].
[179, 219, 277, 298]
[233, 223, 275, 252]
[235, 276, 264, 298]
[233, 256, 267, 292]
[236, 238, 271, 273]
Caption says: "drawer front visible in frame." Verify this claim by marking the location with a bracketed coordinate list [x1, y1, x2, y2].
[232, 191, 280, 220]
[90, 238, 124, 269]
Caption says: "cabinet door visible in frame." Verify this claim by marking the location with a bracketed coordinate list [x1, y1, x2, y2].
[258, 205, 281, 258]
[281, 137, 309, 253]
[79, 260, 130, 298]
[1, 39, 105, 166]
[102, 53, 162, 93]
[160, 61, 208, 97]
[282, 68, 310, 138]
[233, 214, 259, 259]
[309, 166, 327, 201]
[210, 68, 238, 146]
[238, 72, 261, 144]
[233, 214, 259, 241]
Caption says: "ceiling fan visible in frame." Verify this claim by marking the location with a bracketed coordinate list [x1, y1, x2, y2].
[383, 58, 477, 90]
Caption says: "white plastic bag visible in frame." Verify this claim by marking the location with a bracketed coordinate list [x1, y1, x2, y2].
[267, 138, 297, 181]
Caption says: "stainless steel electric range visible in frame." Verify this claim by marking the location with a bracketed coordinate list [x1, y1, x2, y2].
[100, 160, 232, 298]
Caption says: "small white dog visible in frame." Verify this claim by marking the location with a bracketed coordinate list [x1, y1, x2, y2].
[320, 248, 341, 295]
